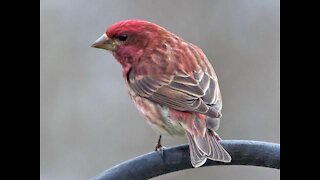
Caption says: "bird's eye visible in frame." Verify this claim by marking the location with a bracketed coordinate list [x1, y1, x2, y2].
[117, 34, 128, 41]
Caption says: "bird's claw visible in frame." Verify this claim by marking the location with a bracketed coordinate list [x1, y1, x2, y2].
[155, 144, 166, 151]
[155, 145, 165, 157]
[155, 143, 163, 151]
[154, 135, 164, 151]
[154, 135, 165, 156]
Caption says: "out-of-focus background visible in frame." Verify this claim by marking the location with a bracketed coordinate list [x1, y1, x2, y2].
[40, 0, 279, 179]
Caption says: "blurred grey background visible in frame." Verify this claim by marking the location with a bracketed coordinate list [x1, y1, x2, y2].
[40, 0, 279, 179]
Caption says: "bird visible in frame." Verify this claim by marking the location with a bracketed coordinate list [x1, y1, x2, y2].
[91, 19, 231, 167]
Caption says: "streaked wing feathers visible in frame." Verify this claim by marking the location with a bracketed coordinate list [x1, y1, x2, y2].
[128, 70, 221, 117]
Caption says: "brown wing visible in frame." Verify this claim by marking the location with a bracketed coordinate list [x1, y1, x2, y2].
[128, 69, 222, 118]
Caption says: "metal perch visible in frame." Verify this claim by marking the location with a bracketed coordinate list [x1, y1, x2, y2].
[91, 140, 280, 180]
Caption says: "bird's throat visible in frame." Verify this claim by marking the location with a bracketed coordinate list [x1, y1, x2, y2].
[122, 65, 131, 79]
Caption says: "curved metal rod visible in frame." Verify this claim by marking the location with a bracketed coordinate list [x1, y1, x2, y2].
[91, 140, 280, 180]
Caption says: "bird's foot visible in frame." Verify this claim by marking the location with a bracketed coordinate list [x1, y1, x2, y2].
[154, 135, 165, 151]
[155, 143, 165, 151]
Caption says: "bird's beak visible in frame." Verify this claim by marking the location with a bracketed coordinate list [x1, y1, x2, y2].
[91, 34, 117, 51]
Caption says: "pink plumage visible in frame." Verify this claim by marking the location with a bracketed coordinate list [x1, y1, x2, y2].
[92, 19, 231, 167]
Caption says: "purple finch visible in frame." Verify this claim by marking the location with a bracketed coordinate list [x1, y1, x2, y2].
[92, 19, 231, 167]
